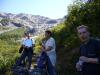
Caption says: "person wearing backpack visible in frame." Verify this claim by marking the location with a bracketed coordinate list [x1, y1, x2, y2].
[14, 32, 35, 70]
[76, 25, 100, 75]
[37, 30, 57, 75]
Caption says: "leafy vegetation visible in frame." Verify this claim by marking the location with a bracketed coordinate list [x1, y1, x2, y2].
[52, 0, 100, 75]
[0, 27, 26, 74]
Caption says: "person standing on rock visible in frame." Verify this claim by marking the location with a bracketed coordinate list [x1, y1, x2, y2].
[15, 32, 35, 70]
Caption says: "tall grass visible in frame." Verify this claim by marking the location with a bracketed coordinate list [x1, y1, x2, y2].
[0, 27, 26, 74]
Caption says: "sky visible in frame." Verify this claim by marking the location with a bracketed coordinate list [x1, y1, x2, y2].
[0, 0, 73, 19]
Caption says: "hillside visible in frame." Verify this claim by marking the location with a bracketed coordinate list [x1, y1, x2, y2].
[0, 12, 64, 35]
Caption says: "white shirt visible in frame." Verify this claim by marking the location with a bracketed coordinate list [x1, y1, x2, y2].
[23, 38, 35, 47]
[45, 37, 56, 54]
[45, 37, 56, 66]
[21, 37, 27, 45]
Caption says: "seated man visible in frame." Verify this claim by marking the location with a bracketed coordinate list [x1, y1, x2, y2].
[37, 30, 57, 75]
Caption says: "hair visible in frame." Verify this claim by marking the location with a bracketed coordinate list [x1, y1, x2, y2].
[77, 25, 89, 31]
[45, 30, 52, 36]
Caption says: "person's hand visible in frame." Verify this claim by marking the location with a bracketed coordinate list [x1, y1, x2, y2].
[41, 45, 45, 51]
[76, 62, 82, 71]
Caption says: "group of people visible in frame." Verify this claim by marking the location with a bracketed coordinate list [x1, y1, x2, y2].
[14, 25, 100, 75]
[14, 30, 56, 75]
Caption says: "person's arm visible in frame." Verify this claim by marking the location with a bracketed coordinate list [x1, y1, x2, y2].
[79, 56, 98, 64]
[19, 38, 25, 53]
[43, 39, 54, 52]
[19, 45, 24, 53]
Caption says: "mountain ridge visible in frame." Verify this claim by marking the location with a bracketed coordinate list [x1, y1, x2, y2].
[0, 12, 65, 35]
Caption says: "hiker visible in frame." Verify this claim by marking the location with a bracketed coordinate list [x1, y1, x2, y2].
[37, 30, 57, 75]
[76, 25, 100, 75]
[14, 32, 35, 70]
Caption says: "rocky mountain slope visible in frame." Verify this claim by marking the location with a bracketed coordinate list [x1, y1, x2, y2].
[0, 12, 65, 35]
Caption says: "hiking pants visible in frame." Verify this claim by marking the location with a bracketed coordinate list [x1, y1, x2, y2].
[15, 47, 33, 69]
[37, 52, 56, 75]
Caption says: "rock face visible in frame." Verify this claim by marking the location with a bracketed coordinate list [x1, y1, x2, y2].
[0, 12, 65, 35]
